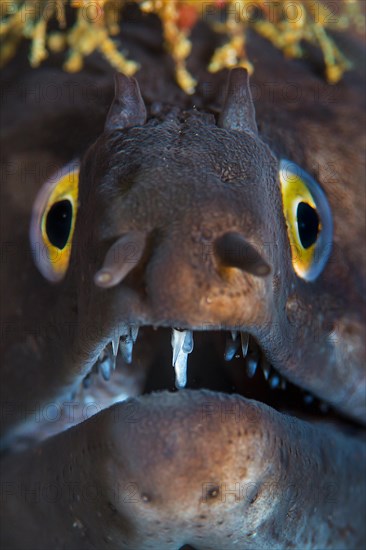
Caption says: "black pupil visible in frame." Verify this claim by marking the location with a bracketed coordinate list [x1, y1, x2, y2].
[296, 201, 319, 249]
[45, 200, 73, 249]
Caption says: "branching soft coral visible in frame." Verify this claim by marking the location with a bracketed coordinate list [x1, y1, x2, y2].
[0, 0, 364, 93]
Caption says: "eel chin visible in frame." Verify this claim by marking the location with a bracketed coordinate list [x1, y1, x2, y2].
[2, 328, 365, 549]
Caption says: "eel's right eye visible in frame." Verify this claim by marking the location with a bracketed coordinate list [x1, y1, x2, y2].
[279, 160, 333, 282]
[30, 162, 79, 283]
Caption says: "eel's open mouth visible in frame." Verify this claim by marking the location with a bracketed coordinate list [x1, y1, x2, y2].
[13, 324, 361, 451]
[78, 325, 362, 434]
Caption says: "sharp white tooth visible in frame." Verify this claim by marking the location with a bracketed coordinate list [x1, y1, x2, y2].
[231, 330, 238, 341]
[262, 360, 270, 381]
[269, 374, 280, 388]
[98, 347, 116, 372]
[172, 329, 192, 389]
[246, 357, 258, 378]
[130, 326, 139, 342]
[119, 336, 133, 364]
[174, 349, 188, 389]
[224, 333, 239, 361]
[171, 329, 186, 366]
[99, 358, 112, 381]
[240, 332, 249, 358]
[111, 335, 119, 356]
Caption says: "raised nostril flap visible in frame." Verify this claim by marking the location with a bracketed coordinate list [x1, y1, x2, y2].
[214, 232, 271, 277]
[94, 231, 147, 288]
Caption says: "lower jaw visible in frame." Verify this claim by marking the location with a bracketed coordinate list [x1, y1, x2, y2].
[3, 388, 365, 549]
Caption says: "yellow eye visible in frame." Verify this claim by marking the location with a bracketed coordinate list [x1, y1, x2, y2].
[279, 160, 333, 282]
[30, 162, 79, 282]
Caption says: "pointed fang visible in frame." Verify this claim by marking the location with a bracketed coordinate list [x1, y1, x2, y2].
[120, 336, 133, 364]
[269, 374, 280, 388]
[130, 326, 139, 343]
[240, 332, 249, 358]
[171, 329, 193, 389]
[171, 329, 186, 366]
[225, 334, 240, 361]
[246, 357, 258, 378]
[111, 335, 119, 356]
[100, 358, 112, 381]
[262, 360, 271, 381]
[174, 350, 188, 389]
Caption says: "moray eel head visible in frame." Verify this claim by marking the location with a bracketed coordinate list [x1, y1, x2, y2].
[2, 68, 365, 549]
[68, 71, 365, 423]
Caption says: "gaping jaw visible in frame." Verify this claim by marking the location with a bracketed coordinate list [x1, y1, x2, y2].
[77, 320, 365, 433]
[81, 325, 342, 421]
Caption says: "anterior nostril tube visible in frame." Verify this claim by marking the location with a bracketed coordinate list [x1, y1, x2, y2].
[94, 231, 147, 288]
[214, 232, 271, 277]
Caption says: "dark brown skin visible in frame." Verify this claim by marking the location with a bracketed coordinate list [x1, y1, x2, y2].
[0, 6, 365, 549]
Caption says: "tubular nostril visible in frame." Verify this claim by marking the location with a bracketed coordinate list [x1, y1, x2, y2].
[214, 232, 271, 277]
[94, 231, 147, 288]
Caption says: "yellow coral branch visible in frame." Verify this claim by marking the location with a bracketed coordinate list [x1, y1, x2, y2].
[0, 0, 364, 92]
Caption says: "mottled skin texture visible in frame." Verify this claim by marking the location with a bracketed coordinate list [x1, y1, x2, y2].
[1, 391, 365, 549]
[0, 5, 365, 549]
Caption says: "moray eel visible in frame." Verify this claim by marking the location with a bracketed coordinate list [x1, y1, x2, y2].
[0, 8, 365, 550]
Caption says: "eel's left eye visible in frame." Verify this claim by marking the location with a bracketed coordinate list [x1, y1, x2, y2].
[30, 162, 79, 283]
[279, 159, 333, 281]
